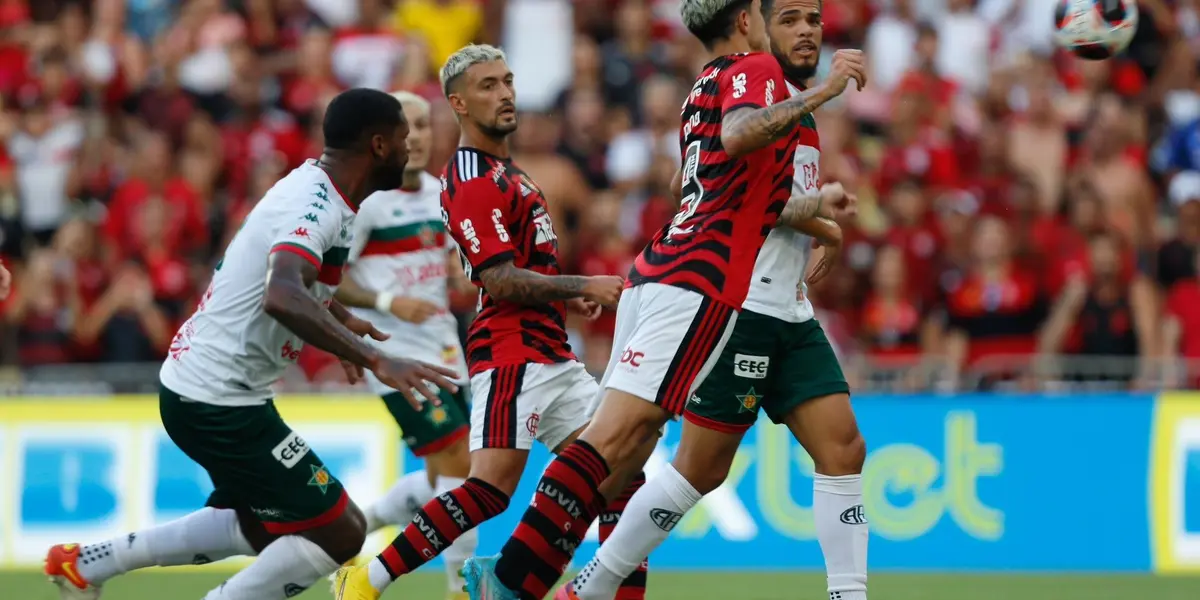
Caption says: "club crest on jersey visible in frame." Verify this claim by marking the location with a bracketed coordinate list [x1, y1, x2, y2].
[419, 225, 437, 247]
[531, 206, 557, 245]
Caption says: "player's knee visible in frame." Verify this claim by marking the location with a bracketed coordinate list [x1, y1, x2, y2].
[580, 391, 667, 466]
[814, 429, 866, 476]
[674, 456, 728, 495]
[234, 508, 278, 553]
[429, 438, 472, 479]
[303, 502, 368, 564]
[467, 449, 526, 497]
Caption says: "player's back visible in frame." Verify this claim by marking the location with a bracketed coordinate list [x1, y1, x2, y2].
[628, 52, 797, 309]
[161, 161, 357, 404]
[440, 148, 576, 376]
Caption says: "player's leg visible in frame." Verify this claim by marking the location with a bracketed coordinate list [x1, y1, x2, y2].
[769, 320, 866, 600]
[484, 361, 657, 600]
[365, 387, 472, 534]
[192, 398, 368, 600]
[483, 286, 736, 600]
[44, 387, 274, 598]
[567, 312, 774, 600]
[342, 367, 533, 599]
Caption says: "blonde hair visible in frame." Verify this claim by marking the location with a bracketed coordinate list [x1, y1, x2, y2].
[439, 44, 508, 98]
[390, 90, 431, 117]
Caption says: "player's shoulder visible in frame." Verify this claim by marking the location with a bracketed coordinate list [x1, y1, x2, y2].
[723, 51, 783, 77]
[443, 147, 505, 199]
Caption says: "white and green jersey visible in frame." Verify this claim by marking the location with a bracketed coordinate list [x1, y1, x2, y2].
[741, 82, 819, 324]
[347, 171, 468, 392]
[160, 160, 357, 406]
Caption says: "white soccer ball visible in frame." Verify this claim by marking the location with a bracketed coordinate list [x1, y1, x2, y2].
[1053, 0, 1138, 60]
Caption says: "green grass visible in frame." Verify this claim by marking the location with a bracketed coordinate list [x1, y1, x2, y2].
[2, 570, 1199, 600]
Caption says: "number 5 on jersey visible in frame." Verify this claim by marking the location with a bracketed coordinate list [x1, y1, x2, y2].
[670, 140, 703, 239]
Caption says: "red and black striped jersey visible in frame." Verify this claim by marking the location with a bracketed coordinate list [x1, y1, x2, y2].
[440, 147, 575, 376]
[628, 52, 798, 309]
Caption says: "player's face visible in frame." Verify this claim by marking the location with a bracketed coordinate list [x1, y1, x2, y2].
[768, 0, 822, 81]
[370, 117, 410, 190]
[745, 0, 770, 52]
[400, 101, 433, 172]
[458, 60, 518, 138]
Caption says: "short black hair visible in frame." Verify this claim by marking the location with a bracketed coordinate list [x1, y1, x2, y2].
[689, 0, 754, 50]
[322, 88, 405, 151]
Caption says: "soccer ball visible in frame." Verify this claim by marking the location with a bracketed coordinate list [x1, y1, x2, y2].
[1053, 0, 1138, 60]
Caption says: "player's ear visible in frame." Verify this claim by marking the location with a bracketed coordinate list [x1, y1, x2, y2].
[447, 93, 469, 118]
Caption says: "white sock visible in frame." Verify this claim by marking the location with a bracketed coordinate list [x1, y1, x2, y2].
[437, 476, 476, 593]
[814, 474, 868, 600]
[573, 464, 702, 600]
[365, 470, 435, 532]
[77, 507, 254, 584]
[202, 535, 339, 600]
[368, 556, 392, 592]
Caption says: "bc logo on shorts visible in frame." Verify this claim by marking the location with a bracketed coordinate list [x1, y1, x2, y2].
[271, 432, 310, 469]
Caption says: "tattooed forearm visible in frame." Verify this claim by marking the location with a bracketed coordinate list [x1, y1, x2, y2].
[721, 87, 834, 158]
[776, 192, 830, 228]
[477, 262, 588, 305]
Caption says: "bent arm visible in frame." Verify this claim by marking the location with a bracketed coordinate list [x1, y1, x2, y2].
[263, 251, 381, 369]
[721, 87, 834, 158]
[477, 261, 589, 305]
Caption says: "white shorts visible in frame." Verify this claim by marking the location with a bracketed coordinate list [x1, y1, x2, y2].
[598, 283, 738, 416]
[468, 360, 597, 452]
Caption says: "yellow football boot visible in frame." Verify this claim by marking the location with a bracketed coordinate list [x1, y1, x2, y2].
[331, 565, 379, 600]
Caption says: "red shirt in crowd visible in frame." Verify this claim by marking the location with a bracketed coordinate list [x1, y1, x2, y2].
[943, 265, 1046, 365]
[103, 177, 206, 260]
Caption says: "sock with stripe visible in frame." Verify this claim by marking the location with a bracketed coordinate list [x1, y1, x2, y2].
[367, 477, 509, 593]
[77, 507, 255, 584]
[572, 463, 700, 600]
[815, 474, 868, 600]
[494, 440, 611, 600]
[364, 470, 435, 533]
[597, 471, 648, 600]
[202, 535, 337, 600]
[436, 476, 477, 594]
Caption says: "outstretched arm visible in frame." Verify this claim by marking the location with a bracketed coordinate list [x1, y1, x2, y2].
[264, 251, 381, 369]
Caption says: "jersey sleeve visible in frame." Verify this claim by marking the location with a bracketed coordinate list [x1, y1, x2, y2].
[268, 196, 345, 270]
[721, 53, 786, 114]
[443, 177, 516, 275]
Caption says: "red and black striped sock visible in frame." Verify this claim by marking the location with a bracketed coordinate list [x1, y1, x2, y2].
[599, 471, 648, 600]
[493, 440, 611, 600]
[377, 477, 509, 579]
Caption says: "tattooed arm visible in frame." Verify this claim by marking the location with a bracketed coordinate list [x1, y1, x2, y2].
[264, 251, 382, 369]
[477, 262, 609, 306]
[722, 86, 836, 158]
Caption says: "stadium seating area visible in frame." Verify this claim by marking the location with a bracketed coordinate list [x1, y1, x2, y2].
[0, 0, 1198, 391]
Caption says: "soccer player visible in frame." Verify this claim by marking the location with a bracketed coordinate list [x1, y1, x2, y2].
[43, 88, 460, 600]
[330, 44, 648, 600]
[461, 0, 866, 597]
[560, 2, 870, 599]
[334, 90, 477, 599]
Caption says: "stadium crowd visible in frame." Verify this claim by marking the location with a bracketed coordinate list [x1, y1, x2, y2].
[0, 0, 1199, 390]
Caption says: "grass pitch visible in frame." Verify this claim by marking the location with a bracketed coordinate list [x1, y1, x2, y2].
[2, 570, 1198, 600]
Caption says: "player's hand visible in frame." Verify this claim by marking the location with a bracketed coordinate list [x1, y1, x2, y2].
[372, 357, 460, 410]
[815, 183, 854, 220]
[807, 229, 843, 285]
[822, 49, 867, 96]
[390, 297, 440, 324]
[340, 358, 365, 384]
[567, 297, 602, 321]
[0, 261, 10, 300]
[582, 275, 624, 308]
[344, 314, 390, 341]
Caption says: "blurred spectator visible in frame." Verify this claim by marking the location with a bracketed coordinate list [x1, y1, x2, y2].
[1159, 171, 1200, 288]
[1039, 232, 1157, 380]
[392, 0, 482, 72]
[606, 74, 681, 194]
[942, 216, 1046, 373]
[4, 248, 78, 365]
[75, 262, 172, 362]
[859, 245, 935, 359]
[8, 94, 83, 245]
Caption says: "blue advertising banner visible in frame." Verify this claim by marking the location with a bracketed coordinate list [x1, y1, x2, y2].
[0, 394, 1157, 571]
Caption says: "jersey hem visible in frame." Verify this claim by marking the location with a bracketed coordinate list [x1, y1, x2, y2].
[465, 355, 575, 379]
[158, 370, 274, 406]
